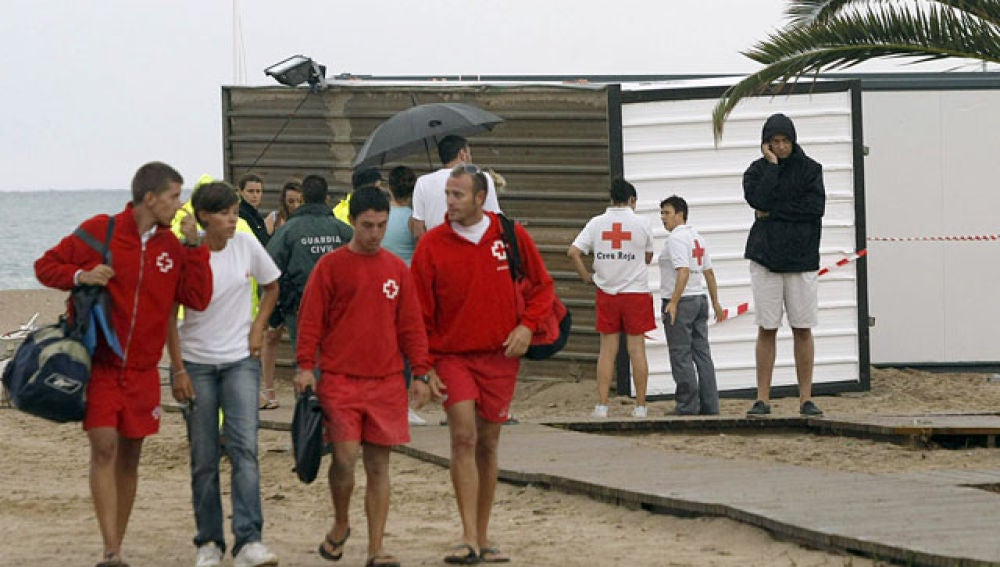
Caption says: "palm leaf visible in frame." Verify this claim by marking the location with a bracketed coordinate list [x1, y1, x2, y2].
[787, 0, 874, 27]
[713, 2, 1000, 139]
[787, 0, 1000, 28]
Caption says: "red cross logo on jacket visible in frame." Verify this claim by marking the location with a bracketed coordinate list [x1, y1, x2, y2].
[491, 239, 507, 261]
[382, 278, 399, 300]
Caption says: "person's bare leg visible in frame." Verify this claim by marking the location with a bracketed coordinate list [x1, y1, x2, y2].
[362, 443, 392, 560]
[755, 327, 778, 402]
[625, 334, 648, 406]
[322, 440, 359, 556]
[596, 333, 620, 405]
[446, 400, 480, 551]
[792, 327, 815, 403]
[113, 436, 144, 550]
[474, 417, 504, 550]
[88, 427, 122, 561]
[259, 327, 283, 405]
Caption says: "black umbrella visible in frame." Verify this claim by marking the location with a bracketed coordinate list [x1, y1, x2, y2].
[353, 102, 504, 168]
[291, 387, 324, 484]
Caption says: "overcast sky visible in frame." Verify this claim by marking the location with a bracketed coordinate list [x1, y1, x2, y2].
[0, 0, 970, 191]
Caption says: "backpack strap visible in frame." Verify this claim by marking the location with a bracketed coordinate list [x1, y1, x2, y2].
[497, 213, 523, 282]
[73, 215, 115, 266]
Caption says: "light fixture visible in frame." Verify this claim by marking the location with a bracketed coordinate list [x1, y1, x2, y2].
[264, 55, 327, 90]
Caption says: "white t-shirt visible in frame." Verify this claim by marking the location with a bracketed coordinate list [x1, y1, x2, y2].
[451, 214, 491, 244]
[412, 167, 502, 230]
[659, 224, 713, 298]
[180, 232, 281, 364]
[571, 207, 654, 294]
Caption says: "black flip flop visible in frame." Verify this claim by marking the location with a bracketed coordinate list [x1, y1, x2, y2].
[365, 554, 401, 567]
[479, 546, 510, 563]
[444, 543, 480, 564]
[318, 526, 351, 561]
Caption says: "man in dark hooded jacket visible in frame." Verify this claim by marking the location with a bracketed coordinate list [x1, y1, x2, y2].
[743, 113, 826, 418]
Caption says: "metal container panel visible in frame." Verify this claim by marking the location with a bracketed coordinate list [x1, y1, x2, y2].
[861, 89, 1000, 364]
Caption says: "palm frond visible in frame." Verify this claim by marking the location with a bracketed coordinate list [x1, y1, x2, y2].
[787, 0, 1000, 28]
[787, 0, 873, 27]
[935, 0, 1000, 27]
[713, 3, 1000, 140]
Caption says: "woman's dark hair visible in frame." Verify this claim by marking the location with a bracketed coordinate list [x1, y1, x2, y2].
[278, 178, 303, 220]
[388, 166, 416, 201]
[192, 182, 239, 228]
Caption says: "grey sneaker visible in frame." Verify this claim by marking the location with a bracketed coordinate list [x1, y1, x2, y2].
[800, 400, 824, 416]
[195, 543, 223, 567]
[746, 400, 771, 416]
[234, 541, 278, 567]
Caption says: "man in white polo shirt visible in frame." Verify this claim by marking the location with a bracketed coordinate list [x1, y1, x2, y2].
[409, 135, 501, 239]
[659, 195, 725, 416]
[568, 178, 655, 418]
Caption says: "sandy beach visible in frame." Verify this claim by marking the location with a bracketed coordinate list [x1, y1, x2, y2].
[4, 288, 997, 566]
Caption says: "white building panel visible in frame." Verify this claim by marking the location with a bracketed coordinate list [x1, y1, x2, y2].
[621, 87, 861, 396]
[862, 89, 1000, 364]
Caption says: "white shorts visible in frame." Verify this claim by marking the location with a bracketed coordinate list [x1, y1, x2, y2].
[748, 261, 818, 329]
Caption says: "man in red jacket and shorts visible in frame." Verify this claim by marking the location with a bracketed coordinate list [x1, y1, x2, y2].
[35, 162, 213, 567]
[412, 164, 555, 564]
[294, 187, 433, 567]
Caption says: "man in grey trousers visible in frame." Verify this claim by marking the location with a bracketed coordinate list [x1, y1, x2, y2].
[659, 196, 725, 415]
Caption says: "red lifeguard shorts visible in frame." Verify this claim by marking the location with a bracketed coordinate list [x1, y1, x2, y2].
[317, 372, 409, 446]
[595, 289, 656, 335]
[436, 352, 519, 423]
[83, 363, 162, 438]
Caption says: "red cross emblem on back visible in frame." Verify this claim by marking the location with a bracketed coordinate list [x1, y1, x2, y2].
[601, 222, 632, 250]
[692, 239, 705, 266]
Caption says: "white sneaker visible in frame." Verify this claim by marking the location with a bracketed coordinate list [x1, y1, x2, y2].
[195, 543, 223, 567]
[631, 405, 648, 418]
[591, 404, 609, 418]
[234, 541, 279, 567]
[408, 407, 427, 426]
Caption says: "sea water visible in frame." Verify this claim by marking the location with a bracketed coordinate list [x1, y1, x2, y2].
[1, 190, 134, 290]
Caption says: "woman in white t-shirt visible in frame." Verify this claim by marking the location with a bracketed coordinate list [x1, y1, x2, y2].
[166, 182, 282, 567]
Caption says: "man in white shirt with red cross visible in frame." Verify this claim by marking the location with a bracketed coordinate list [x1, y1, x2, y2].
[568, 178, 655, 418]
[659, 195, 725, 415]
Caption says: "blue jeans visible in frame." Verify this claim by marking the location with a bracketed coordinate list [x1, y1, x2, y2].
[183, 357, 263, 555]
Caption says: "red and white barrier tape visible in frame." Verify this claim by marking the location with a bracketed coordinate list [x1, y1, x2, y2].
[709, 248, 868, 325]
[816, 249, 867, 276]
[867, 234, 1000, 242]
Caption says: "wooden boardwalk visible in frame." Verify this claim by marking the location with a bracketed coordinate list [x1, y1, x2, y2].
[161, 376, 1000, 566]
[398, 421, 1000, 567]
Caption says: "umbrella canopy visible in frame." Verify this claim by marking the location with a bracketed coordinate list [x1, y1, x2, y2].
[353, 102, 504, 168]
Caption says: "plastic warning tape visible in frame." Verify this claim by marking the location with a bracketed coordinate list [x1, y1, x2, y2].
[710, 249, 868, 325]
[867, 234, 1000, 242]
[713, 302, 750, 323]
[816, 249, 867, 276]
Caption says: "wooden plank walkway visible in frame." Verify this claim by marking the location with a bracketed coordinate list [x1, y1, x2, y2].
[159, 374, 1000, 566]
[399, 422, 1000, 567]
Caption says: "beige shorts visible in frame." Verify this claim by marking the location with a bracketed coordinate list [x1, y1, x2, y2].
[748, 261, 818, 329]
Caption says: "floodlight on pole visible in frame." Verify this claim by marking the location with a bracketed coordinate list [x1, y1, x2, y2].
[264, 55, 327, 91]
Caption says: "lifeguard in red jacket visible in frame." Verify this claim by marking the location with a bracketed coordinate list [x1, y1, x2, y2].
[35, 161, 213, 567]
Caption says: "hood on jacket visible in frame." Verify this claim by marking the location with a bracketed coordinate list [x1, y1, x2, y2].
[761, 113, 797, 145]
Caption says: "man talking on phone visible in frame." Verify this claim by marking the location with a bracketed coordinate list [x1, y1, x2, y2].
[742, 113, 826, 418]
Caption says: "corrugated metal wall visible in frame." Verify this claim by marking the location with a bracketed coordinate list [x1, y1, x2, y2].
[222, 82, 614, 381]
[620, 83, 866, 396]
